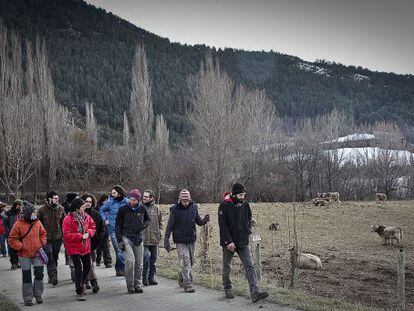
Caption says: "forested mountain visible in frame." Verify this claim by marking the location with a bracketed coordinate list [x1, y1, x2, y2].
[1, 0, 413, 143]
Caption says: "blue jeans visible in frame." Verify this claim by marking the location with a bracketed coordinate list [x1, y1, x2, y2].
[109, 231, 125, 271]
[143, 245, 157, 281]
[0, 235, 6, 256]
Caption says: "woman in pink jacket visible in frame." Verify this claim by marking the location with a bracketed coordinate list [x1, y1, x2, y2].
[62, 198, 96, 301]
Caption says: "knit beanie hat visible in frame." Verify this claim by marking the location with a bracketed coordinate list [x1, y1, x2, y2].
[66, 192, 78, 203]
[179, 189, 191, 201]
[129, 189, 142, 201]
[22, 201, 35, 222]
[231, 183, 246, 195]
[13, 199, 23, 206]
[70, 198, 85, 212]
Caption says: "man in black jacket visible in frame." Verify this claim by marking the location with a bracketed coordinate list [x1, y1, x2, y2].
[115, 189, 150, 294]
[164, 189, 209, 293]
[218, 183, 268, 302]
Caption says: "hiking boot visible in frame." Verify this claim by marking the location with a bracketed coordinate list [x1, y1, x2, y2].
[251, 291, 269, 303]
[91, 280, 100, 293]
[134, 286, 143, 294]
[225, 289, 235, 299]
[184, 286, 195, 293]
[116, 270, 125, 277]
[11, 264, 18, 270]
[142, 279, 149, 286]
[148, 279, 158, 286]
[35, 296, 43, 304]
[52, 278, 58, 286]
[127, 286, 135, 294]
[77, 294, 86, 301]
[24, 300, 33, 306]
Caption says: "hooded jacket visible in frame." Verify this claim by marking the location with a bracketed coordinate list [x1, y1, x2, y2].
[8, 217, 47, 258]
[99, 196, 129, 234]
[218, 193, 252, 249]
[164, 201, 208, 244]
[62, 212, 96, 256]
[38, 202, 65, 241]
[142, 201, 163, 246]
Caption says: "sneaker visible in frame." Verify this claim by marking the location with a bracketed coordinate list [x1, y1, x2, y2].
[35, 296, 43, 304]
[134, 286, 143, 294]
[24, 300, 33, 306]
[225, 289, 235, 299]
[184, 286, 195, 293]
[11, 264, 18, 270]
[127, 287, 135, 294]
[251, 291, 269, 303]
[148, 279, 158, 286]
[77, 294, 86, 301]
[116, 270, 125, 277]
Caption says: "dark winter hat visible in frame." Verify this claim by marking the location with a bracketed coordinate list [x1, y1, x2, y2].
[232, 183, 246, 195]
[66, 192, 78, 202]
[22, 201, 35, 220]
[70, 198, 85, 212]
[113, 185, 126, 198]
[129, 189, 142, 201]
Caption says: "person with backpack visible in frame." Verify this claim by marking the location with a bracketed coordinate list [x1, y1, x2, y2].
[3, 199, 23, 269]
[8, 202, 47, 306]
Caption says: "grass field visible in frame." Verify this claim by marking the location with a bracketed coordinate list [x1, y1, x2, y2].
[156, 200, 413, 311]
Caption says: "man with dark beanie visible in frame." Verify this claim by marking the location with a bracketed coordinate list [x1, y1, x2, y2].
[218, 182, 268, 303]
[38, 191, 65, 286]
[116, 189, 150, 294]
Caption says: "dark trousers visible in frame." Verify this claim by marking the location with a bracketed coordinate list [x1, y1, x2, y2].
[70, 253, 91, 295]
[143, 245, 157, 281]
[44, 240, 62, 281]
[8, 245, 19, 265]
[0, 235, 7, 256]
[96, 231, 112, 265]
[222, 246, 259, 295]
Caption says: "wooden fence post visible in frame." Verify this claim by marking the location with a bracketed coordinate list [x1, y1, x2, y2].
[397, 248, 405, 311]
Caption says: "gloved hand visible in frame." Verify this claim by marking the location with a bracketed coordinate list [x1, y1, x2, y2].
[118, 241, 126, 252]
[164, 239, 172, 252]
[204, 214, 210, 222]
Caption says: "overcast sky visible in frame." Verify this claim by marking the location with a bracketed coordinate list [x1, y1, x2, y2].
[86, 0, 413, 75]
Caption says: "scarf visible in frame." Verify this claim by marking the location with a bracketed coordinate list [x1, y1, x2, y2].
[71, 211, 86, 233]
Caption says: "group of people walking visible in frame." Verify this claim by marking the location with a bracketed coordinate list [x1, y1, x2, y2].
[0, 182, 268, 306]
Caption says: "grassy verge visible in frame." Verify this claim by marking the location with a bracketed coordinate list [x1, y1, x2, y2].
[0, 293, 19, 311]
[157, 266, 377, 311]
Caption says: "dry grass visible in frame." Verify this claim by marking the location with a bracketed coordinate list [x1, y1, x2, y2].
[157, 200, 414, 311]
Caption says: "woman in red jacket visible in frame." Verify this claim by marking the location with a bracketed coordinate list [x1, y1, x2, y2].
[8, 202, 47, 306]
[62, 198, 96, 301]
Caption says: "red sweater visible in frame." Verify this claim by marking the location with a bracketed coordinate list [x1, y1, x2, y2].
[62, 213, 96, 256]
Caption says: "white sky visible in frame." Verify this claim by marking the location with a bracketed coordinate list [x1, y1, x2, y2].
[86, 0, 414, 75]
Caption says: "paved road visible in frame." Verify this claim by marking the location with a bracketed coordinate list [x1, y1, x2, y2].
[0, 254, 296, 311]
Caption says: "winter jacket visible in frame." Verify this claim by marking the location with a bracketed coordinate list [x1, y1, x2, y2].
[218, 194, 252, 249]
[3, 207, 21, 237]
[8, 218, 47, 258]
[116, 204, 150, 246]
[38, 202, 65, 241]
[0, 218, 5, 235]
[85, 208, 104, 250]
[62, 212, 96, 256]
[143, 202, 163, 246]
[99, 196, 129, 234]
[164, 202, 208, 244]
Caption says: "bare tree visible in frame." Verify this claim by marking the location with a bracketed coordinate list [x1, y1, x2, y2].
[85, 102, 98, 147]
[129, 43, 154, 157]
[123, 111, 130, 148]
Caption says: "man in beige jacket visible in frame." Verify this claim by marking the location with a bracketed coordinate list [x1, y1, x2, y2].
[142, 190, 163, 286]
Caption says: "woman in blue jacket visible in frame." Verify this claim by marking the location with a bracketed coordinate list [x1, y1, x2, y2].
[99, 185, 129, 276]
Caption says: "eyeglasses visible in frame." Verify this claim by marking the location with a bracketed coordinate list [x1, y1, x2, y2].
[52, 197, 59, 200]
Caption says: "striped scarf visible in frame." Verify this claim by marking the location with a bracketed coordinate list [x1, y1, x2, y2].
[71, 211, 86, 233]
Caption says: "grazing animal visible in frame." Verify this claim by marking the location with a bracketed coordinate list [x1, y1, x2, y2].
[312, 198, 328, 206]
[371, 225, 403, 245]
[298, 253, 323, 270]
[268, 222, 279, 231]
[375, 193, 387, 202]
